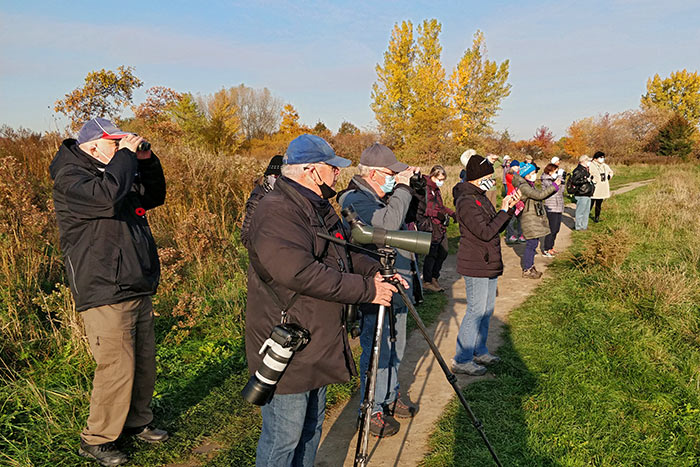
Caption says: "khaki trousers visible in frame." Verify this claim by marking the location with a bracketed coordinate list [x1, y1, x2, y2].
[81, 296, 156, 445]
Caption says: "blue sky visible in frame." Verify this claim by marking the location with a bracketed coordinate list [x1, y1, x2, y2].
[1, 0, 699, 140]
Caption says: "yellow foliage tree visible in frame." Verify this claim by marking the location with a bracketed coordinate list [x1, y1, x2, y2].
[371, 20, 415, 148]
[407, 19, 453, 154]
[54, 66, 143, 131]
[564, 119, 591, 157]
[202, 88, 243, 155]
[279, 104, 303, 135]
[641, 69, 700, 127]
[449, 31, 511, 145]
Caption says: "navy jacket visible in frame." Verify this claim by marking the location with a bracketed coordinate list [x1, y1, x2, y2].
[49, 139, 166, 311]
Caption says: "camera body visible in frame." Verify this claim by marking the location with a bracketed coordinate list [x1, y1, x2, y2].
[241, 323, 310, 405]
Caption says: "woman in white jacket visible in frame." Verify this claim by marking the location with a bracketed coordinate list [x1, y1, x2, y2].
[589, 151, 614, 223]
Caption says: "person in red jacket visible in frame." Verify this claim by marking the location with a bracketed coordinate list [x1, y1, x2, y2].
[451, 155, 520, 376]
[422, 165, 455, 292]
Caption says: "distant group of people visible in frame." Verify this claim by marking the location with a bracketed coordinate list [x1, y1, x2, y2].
[50, 116, 615, 467]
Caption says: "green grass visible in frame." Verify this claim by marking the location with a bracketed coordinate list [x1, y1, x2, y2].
[422, 165, 700, 466]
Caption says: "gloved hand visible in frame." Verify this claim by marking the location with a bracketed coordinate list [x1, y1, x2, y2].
[436, 212, 446, 222]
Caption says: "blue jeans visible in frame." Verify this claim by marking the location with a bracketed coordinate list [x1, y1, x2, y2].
[256, 387, 326, 467]
[359, 301, 408, 414]
[575, 196, 591, 230]
[455, 276, 498, 363]
[522, 238, 539, 270]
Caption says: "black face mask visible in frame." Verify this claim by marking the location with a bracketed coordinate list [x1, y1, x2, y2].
[318, 181, 337, 199]
[312, 167, 337, 199]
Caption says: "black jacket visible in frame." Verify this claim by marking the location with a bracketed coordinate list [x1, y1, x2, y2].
[569, 164, 594, 196]
[453, 182, 512, 278]
[49, 139, 166, 311]
[246, 177, 380, 394]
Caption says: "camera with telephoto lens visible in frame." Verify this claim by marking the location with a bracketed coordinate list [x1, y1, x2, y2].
[344, 303, 361, 338]
[241, 323, 310, 405]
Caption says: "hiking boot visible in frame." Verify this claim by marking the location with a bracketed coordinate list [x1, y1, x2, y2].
[473, 353, 501, 365]
[450, 359, 487, 376]
[78, 440, 128, 466]
[423, 281, 441, 292]
[522, 266, 543, 279]
[388, 393, 418, 418]
[369, 411, 400, 438]
[124, 424, 169, 443]
[431, 279, 446, 292]
[506, 235, 518, 244]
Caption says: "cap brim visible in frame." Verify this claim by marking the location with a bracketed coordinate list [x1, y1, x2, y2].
[387, 161, 409, 172]
[325, 155, 352, 168]
[102, 131, 131, 140]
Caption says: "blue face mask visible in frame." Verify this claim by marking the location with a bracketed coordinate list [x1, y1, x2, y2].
[435, 179, 444, 187]
[380, 174, 396, 193]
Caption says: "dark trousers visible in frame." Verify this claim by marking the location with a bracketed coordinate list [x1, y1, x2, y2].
[423, 238, 448, 283]
[522, 238, 539, 270]
[543, 211, 562, 251]
[592, 199, 604, 219]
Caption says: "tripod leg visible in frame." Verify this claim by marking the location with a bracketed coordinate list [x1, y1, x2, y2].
[354, 304, 387, 467]
[395, 287, 503, 467]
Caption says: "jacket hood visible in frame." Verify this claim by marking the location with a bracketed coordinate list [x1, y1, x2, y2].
[49, 139, 104, 180]
[337, 174, 381, 205]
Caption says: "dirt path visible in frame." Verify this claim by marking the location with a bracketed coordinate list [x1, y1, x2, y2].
[315, 179, 654, 467]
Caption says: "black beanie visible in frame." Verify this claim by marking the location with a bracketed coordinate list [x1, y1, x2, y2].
[465, 155, 494, 181]
[592, 151, 605, 160]
[264, 155, 284, 176]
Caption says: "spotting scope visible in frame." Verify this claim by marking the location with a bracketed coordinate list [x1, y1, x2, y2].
[342, 207, 431, 255]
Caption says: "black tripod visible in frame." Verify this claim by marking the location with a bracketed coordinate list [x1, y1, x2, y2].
[318, 233, 502, 467]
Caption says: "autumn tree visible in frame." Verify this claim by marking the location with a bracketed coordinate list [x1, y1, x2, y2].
[338, 121, 359, 135]
[407, 19, 453, 154]
[231, 84, 283, 140]
[200, 88, 244, 155]
[449, 30, 511, 145]
[532, 125, 554, 155]
[129, 86, 183, 143]
[564, 119, 591, 157]
[279, 104, 303, 135]
[54, 66, 143, 131]
[371, 20, 415, 148]
[641, 70, 700, 127]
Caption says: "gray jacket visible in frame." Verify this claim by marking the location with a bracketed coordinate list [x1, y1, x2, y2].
[338, 175, 415, 296]
[541, 173, 564, 213]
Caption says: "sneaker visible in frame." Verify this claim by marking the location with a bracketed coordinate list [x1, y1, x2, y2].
[541, 251, 554, 258]
[550, 249, 559, 255]
[450, 359, 487, 376]
[369, 411, 400, 438]
[431, 279, 446, 292]
[506, 235, 518, 244]
[79, 441, 128, 466]
[423, 281, 441, 292]
[522, 266, 543, 279]
[473, 353, 501, 365]
[518, 235, 527, 243]
[124, 424, 169, 443]
[388, 393, 418, 419]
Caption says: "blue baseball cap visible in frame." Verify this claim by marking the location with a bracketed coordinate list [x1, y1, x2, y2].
[77, 117, 132, 144]
[519, 162, 536, 178]
[284, 134, 351, 167]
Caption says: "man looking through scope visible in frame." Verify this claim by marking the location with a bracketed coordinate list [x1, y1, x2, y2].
[337, 143, 420, 438]
[244, 134, 406, 467]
